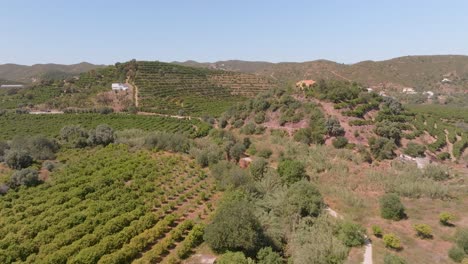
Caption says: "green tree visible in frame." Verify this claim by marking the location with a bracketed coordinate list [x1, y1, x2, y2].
[204, 200, 263, 254]
[5, 149, 33, 169]
[216, 251, 254, 264]
[338, 221, 366, 247]
[88, 124, 115, 146]
[404, 142, 426, 157]
[332, 136, 348, 149]
[372, 225, 383, 238]
[257, 247, 282, 264]
[369, 137, 396, 160]
[249, 158, 268, 181]
[229, 142, 246, 162]
[10, 168, 40, 188]
[60, 125, 89, 148]
[380, 193, 406, 220]
[285, 180, 323, 218]
[277, 159, 306, 185]
[456, 228, 468, 254]
[326, 117, 345, 136]
[448, 246, 466, 263]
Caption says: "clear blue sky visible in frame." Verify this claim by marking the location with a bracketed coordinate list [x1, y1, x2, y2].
[1, 0, 468, 65]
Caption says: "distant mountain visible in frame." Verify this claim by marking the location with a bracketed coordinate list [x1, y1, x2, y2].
[177, 55, 468, 93]
[0, 62, 105, 83]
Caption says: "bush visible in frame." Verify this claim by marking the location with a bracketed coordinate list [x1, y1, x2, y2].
[369, 137, 396, 160]
[326, 117, 345, 136]
[384, 253, 407, 264]
[380, 193, 405, 220]
[372, 225, 383, 238]
[229, 143, 246, 162]
[449, 246, 466, 263]
[277, 159, 306, 185]
[254, 112, 266, 124]
[0, 184, 9, 195]
[338, 221, 366, 247]
[204, 200, 263, 254]
[241, 123, 257, 135]
[437, 152, 451, 160]
[375, 120, 402, 142]
[5, 149, 33, 169]
[413, 224, 432, 239]
[423, 164, 450, 181]
[383, 233, 401, 250]
[457, 228, 468, 254]
[233, 119, 244, 128]
[257, 148, 272, 159]
[439, 212, 455, 226]
[404, 142, 426, 157]
[43, 161, 56, 171]
[332, 136, 348, 149]
[10, 168, 41, 188]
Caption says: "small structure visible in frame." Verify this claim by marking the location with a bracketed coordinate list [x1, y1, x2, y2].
[239, 157, 253, 168]
[112, 83, 129, 91]
[423, 91, 434, 99]
[366, 88, 374, 93]
[441, 78, 451, 84]
[296, 80, 316, 90]
[402, 88, 417, 95]
[399, 154, 431, 169]
[0, 84, 24, 88]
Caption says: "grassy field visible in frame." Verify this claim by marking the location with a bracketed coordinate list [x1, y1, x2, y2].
[0, 113, 210, 140]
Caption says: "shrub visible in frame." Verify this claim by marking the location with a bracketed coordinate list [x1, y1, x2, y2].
[375, 120, 402, 142]
[10, 168, 41, 188]
[218, 117, 228, 128]
[383, 233, 401, 250]
[369, 137, 396, 160]
[254, 112, 266, 124]
[332, 136, 348, 149]
[404, 142, 426, 157]
[380, 193, 405, 220]
[457, 228, 468, 254]
[241, 123, 257, 135]
[5, 149, 33, 169]
[277, 159, 306, 185]
[413, 224, 433, 239]
[423, 164, 450, 181]
[43, 161, 56, 171]
[294, 128, 312, 145]
[233, 119, 244, 128]
[437, 152, 451, 160]
[229, 143, 246, 162]
[257, 148, 272, 159]
[326, 117, 345, 136]
[0, 184, 9, 195]
[439, 212, 455, 226]
[449, 246, 466, 263]
[384, 253, 407, 264]
[372, 225, 383, 238]
[338, 221, 366, 247]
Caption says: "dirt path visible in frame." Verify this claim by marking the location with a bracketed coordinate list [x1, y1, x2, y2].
[125, 76, 139, 107]
[444, 129, 456, 161]
[325, 206, 373, 264]
[329, 70, 352, 82]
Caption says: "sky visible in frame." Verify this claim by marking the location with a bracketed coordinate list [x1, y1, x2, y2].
[1, 0, 468, 65]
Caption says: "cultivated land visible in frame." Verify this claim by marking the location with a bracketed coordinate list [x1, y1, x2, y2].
[0, 57, 467, 264]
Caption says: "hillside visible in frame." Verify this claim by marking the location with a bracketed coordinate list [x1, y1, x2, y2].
[178, 55, 468, 102]
[0, 62, 105, 83]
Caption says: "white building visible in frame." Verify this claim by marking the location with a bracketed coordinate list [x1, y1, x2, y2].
[112, 83, 129, 91]
[402, 88, 417, 94]
[441, 78, 451, 83]
[423, 91, 434, 99]
[0, 84, 24, 88]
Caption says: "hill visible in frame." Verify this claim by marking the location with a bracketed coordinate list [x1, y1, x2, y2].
[0, 62, 105, 83]
[177, 55, 468, 103]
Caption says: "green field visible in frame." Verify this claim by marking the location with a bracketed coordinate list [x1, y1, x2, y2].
[0, 145, 214, 263]
[0, 113, 210, 140]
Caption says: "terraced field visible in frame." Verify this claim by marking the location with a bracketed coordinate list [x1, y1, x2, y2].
[0, 113, 210, 140]
[134, 61, 275, 116]
[0, 145, 217, 264]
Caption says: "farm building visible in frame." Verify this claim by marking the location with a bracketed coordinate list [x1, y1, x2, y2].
[402, 88, 417, 94]
[112, 83, 129, 91]
[0, 84, 24, 88]
[295, 80, 316, 89]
